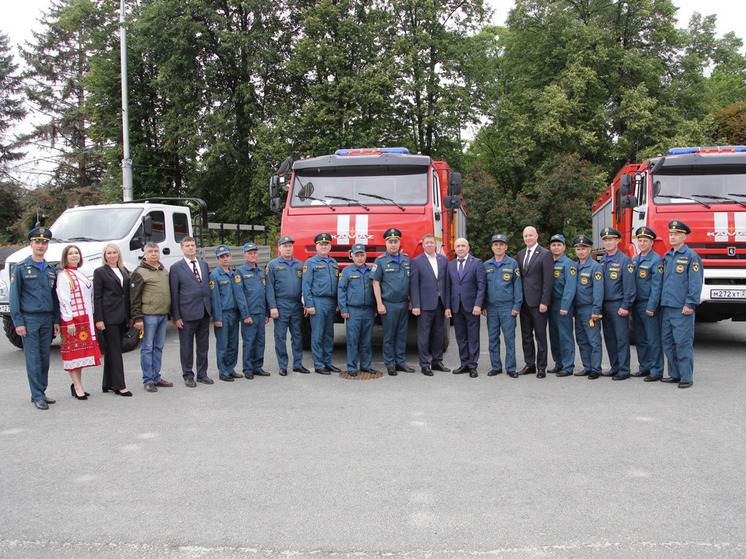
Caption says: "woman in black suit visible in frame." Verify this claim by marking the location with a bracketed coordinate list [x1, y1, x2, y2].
[93, 244, 132, 396]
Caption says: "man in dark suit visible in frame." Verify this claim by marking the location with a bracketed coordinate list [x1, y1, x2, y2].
[515, 226, 554, 378]
[170, 236, 213, 387]
[445, 238, 486, 378]
[410, 234, 450, 376]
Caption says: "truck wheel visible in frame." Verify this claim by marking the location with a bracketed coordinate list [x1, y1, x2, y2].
[121, 326, 141, 353]
[301, 315, 312, 351]
[3, 315, 23, 349]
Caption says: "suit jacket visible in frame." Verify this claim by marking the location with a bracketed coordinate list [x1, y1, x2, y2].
[446, 254, 486, 311]
[93, 265, 131, 325]
[170, 258, 212, 322]
[516, 244, 554, 307]
[410, 252, 449, 311]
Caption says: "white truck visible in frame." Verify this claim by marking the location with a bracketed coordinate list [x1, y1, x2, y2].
[0, 198, 268, 350]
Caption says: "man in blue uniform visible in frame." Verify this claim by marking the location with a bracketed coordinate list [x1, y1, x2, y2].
[483, 234, 522, 377]
[659, 221, 703, 388]
[547, 234, 577, 377]
[599, 227, 636, 380]
[338, 244, 376, 376]
[572, 235, 604, 379]
[302, 233, 341, 374]
[9, 227, 61, 410]
[209, 245, 247, 382]
[266, 236, 308, 375]
[370, 228, 412, 376]
[236, 243, 270, 379]
[630, 227, 665, 381]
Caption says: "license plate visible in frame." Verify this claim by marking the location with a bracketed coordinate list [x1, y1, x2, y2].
[0, 304, 9, 314]
[710, 289, 746, 299]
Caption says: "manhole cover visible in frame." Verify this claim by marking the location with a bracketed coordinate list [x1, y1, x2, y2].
[339, 370, 384, 380]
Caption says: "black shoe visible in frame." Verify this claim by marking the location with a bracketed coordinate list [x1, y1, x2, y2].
[536, 369, 546, 379]
[41, 396, 55, 404]
[678, 381, 693, 388]
[361, 369, 375, 375]
[518, 365, 536, 375]
[71, 384, 88, 400]
[431, 362, 450, 372]
[102, 387, 112, 393]
[661, 377, 681, 384]
[487, 369, 502, 376]
[244, 373, 254, 380]
[348, 371, 358, 377]
[612, 373, 630, 381]
[185, 378, 197, 388]
[32, 399, 49, 410]
[574, 370, 590, 377]
[547, 366, 562, 374]
[229, 372, 243, 379]
[219, 376, 234, 382]
[315, 368, 331, 375]
[631, 370, 650, 377]
[293, 366, 310, 374]
[114, 389, 133, 397]
[644, 374, 663, 382]
[254, 369, 270, 376]
[469, 369, 478, 378]
[453, 366, 469, 374]
[421, 367, 433, 376]
[196, 376, 214, 384]
[601, 369, 617, 377]
[588, 372, 600, 380]
[396, 364, 415, 372]
[327, 364, 341, 373]
[279, 369, 288, 376]
[507, 371, 519, 378]
[387, 367, 397, 376]
[556, 370, 573, 377]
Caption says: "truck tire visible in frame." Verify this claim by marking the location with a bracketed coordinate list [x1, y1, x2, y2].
[3, 315, 23, 349]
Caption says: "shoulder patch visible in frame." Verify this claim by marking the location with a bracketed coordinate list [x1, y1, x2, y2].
[371, 263, 378, 272]
[515, 268, 520, 277]
[209, 280, 215, 290]
[594, 271, 602, 281]
[692, 262, 700, 273]
[235, 275, 241, 283]
[570, 267, 576, 275]
[302, 265, 308, 274]
[627, 263, 634, 274]
[658, 264, 664, 274]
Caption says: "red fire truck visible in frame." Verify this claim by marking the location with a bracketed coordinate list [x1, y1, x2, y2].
[592, 146, 746, 322]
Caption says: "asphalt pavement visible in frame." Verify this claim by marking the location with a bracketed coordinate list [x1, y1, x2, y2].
[1, 318, 744, 558]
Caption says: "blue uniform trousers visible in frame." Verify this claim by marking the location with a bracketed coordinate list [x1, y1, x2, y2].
[602, 301, 631, 374]
[345, 306, 374, 372]
[310, 296, 336, 369]
[574, 305, 602, 374]
[241, 313, 266, 373]
[661, 306, 695, 382]
[22, 312, 54, 401]
[485, 304, 517, 373]
[214, 309, 239, 378]
[381, 300, 409, 368]
[273, 303, 303, 370]
[632, 301, 664, 375]
[549, 300, 575, 373]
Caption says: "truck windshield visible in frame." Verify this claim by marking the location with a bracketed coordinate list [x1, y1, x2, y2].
[50, 207, 143, 242]
[289, 165, 428, 207]
[652, 165, 746, 205]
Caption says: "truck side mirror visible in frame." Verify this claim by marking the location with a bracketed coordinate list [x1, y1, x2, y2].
[448, 172, 462, 196]
[142, 215, 153, 241]
[277, 156, 293, 177]
[619, 174, 632, 196]
[649, 157, 665, 175]
[443, 195, 462, 210]
[270, 198, 282, 213]
[269, 175, 280, 198]
[620, 195, 638, 209]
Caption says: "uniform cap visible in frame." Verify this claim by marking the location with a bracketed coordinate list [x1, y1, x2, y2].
[28, 227, 52, 242]
[573, 234, 592, 247]
[314, 232, 332, 244]
[243, 242, 258, 252]
[600, 226, 621, 239]
[278, 236, 294, 245]
[635, 226, 657, 240]
[491, 234, 508, 244]
[550, 233, 566, 244]
[215, 244, 231, 256]
[350, 243, 366, 254]
[668, 220, 691, 234]
[383, 227, 402, 240]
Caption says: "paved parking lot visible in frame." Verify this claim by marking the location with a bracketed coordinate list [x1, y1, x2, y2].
[1, 318, 744, 558]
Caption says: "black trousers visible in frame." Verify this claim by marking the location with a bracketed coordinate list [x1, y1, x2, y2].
[101, 322, 127, 391]
[520, 304, 548, 369]
[417, 301, 446, 367]
[178, 313, 210, 379]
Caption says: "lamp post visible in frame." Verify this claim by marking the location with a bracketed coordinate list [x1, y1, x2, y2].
[120, 0, 133, 201]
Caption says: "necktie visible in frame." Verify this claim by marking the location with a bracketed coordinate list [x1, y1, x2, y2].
[191, 260, 202, 284]
[458, 259, 464, 279]
[524, 248, 532, 268]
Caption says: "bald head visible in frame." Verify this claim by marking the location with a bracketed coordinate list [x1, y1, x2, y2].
[523, 226, 538, 249]
[454, 237, 470, 258]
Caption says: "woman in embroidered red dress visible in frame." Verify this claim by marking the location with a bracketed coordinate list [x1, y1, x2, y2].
[56, 245, 101, 400]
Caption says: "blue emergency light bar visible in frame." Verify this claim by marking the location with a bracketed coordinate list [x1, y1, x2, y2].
[335, 147, 411, 156]
[667, 146, 746, 155]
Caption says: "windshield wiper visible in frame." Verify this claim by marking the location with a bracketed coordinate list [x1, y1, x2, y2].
[303, 195, 336, 211]
[358, 192, 405, 211]
[691, 194, 746, 209]
[654, 194, 711, 208]
[326, 195, 370, 211]
[64, 236, 103, 242]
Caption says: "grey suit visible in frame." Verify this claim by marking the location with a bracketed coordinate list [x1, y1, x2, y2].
[170, 258, 212, 380]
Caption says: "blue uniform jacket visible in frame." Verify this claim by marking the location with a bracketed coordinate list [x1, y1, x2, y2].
[601, 251, 636, 309]
[633, 250, 663, 313]
[369, 252, 411, 303]
[552, 254, 578, 311]
[236, 262, 269, 317]
[266, 256, 303, 309]
[574, 259, 603, 315]
[209, 267, 248, 323]
[302, 254, 339, 308]
[338, 265, 375, 313]
[660, 245, 704, 308]
[9, 256, 60, 327]
[483, 255, 522, 311]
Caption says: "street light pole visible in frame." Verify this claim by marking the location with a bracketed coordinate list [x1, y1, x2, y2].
[120, 0, 133, 201]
